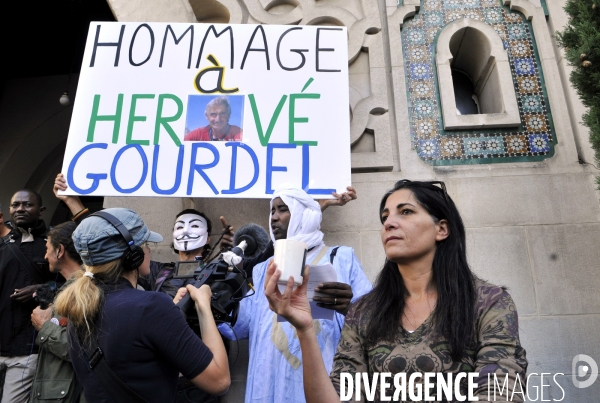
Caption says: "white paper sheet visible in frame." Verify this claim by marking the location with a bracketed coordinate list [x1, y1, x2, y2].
[277, 263, 338, 322]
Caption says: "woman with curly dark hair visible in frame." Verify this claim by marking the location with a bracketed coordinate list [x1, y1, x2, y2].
[265, 180, 527, 402]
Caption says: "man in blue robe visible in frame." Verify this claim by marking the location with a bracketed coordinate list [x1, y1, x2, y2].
[220, 186, 372, 403]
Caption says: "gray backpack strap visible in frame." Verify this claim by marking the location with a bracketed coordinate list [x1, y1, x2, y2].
[309, 245, 329, 265]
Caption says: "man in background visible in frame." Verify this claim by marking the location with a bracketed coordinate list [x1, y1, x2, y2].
[30, 221, 84, 402]
[0, 204, 11, 237]
[220, 186, 372, 403]
[0, 190, 56, 403]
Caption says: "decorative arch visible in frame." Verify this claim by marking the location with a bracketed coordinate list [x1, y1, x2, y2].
[436, 18, 520, 130]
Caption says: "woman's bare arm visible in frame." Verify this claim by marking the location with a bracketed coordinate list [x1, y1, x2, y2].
[264, 262, 341, 403]
[187, 284, 231, 395]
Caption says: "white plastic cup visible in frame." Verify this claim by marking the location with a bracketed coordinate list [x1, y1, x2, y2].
[273, 239, 308, 286]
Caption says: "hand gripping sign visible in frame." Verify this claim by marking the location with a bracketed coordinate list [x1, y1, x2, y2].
[60, 22, 352, 199]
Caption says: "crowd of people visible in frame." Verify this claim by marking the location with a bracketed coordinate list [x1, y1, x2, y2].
[0, 174, 528, 403]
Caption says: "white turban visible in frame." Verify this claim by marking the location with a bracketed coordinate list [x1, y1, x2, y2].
[269, 185, 324, 251]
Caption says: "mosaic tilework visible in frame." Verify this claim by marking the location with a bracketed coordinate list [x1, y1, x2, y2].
[401, 0, 555, 165]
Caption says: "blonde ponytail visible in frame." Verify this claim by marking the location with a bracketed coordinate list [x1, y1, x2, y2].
[55, 259, 123, 340]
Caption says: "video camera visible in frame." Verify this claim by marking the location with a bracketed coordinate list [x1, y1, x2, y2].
[174, 238, 257, 327]
[34, 281, 58, 310]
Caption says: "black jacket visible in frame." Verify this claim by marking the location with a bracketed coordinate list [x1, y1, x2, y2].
[0, 220, 57, 357]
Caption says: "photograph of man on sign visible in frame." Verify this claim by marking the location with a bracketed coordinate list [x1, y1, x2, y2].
[184, 95, 244, 142]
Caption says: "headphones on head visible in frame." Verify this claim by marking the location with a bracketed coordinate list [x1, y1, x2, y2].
[92, 211, 145, 271]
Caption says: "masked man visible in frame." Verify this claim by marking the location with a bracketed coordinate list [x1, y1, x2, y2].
[52, 174, 228, 299]
[52, 174, 228, 403]
[174, 213, 210, 254]
[219, 185, 372, 403]
[146, 209, 214, 298]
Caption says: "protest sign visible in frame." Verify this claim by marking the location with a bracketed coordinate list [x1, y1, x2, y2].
[61, 22, 351, 198]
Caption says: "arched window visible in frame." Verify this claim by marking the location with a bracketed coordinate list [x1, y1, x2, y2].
[436, 19, 520, 129]
[452, 68, 479, 115]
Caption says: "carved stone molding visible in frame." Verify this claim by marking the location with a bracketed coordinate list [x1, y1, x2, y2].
[231, 0, 394, 171]
[107, 0, 197, 22]
[106, 0, 394, 171]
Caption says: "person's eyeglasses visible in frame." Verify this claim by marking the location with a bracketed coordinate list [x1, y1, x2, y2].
[396, 179, 450, 206]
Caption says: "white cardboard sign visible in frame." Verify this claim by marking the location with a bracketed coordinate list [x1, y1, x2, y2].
[61, 22, 351, 198]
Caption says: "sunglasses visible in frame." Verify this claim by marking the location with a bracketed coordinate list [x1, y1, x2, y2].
[396, 179, 451, 206]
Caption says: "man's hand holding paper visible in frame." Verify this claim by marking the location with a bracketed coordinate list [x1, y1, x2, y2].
[277, 263, 353, 321]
